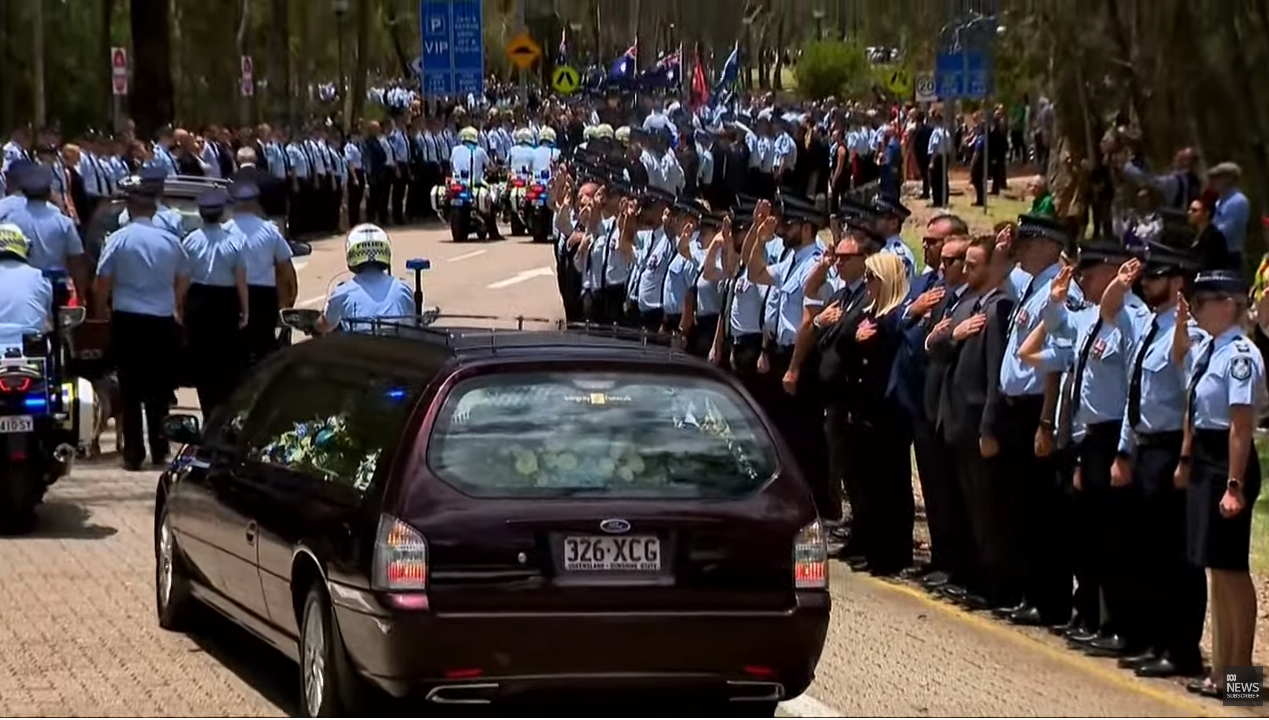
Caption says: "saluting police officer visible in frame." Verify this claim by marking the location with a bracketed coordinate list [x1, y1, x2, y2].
[1174, 269, 1264, 697]
[223, 180, 297, 369]
[179, 188, 248, 416]
[93, 170, 188, 470]
[1102, 242, 1205, 678]
[577, 179, 636, 325]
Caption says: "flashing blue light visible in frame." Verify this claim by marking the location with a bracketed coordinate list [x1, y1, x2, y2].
[386, 388, 407, 401]
[405, 258, 431, 271]
[24, 395, 46, 410]
[458, 193, 471, 201]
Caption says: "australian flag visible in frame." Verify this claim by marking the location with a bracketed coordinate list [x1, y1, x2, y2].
[712, 41, 740, 97]
[641, 46, 681, 89]
[557, 27, 567, 65]
[608, 40, 639, 84]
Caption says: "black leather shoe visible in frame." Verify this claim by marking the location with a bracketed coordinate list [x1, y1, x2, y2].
[1049, 616, 1082, 635]
[921, 571, 950, 589]
[1066, 630, 1102, 647]
[123, 459, 144, 472]
[847, 557, 870, 572]
[959, 593, 991, 611]
[939, 584, 968, 600]
[992, 601, 1028, 619]
[1008, 606, 1045, 627]
[901, 563, 934, 579]
[1084, 634, 1129, 657]
[1137, 657, 1204, 678]
[1117, 651, 1156, 670]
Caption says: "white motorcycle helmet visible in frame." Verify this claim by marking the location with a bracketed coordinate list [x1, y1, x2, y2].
[0, 223, 31, 261]
[514, 127, 534, 145]
[345, 223, 392, 271]
[538, 127, 557, 145]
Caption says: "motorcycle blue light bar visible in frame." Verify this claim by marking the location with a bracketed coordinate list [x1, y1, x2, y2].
[24, 395, 46, 410]
[405, 259, 431, 271]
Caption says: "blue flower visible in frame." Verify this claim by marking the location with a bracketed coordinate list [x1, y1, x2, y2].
[315, 428, 335, 448]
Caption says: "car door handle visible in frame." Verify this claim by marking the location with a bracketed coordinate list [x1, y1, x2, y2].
[245, 521, 257, 545]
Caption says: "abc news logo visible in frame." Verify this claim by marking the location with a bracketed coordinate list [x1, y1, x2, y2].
[1225, 667, 1265, 706]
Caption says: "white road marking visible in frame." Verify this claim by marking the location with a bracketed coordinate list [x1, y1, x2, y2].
[486, 266, 554, 290]
[298, 295, 326, 308]
[446, 249, 487, 262]
[779, 694, 845, 717]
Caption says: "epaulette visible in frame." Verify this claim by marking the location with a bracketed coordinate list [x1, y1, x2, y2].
[1065, 297, 1090, 312]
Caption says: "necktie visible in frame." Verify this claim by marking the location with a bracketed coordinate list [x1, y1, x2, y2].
[1057, 316, 1105, 447]
[1186, 341, 1215, 425]
[1127, 314, 1161, 430]
[1008, 275, 1037, 330]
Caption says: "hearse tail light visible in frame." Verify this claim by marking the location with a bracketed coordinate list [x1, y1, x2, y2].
[0, 375, 33, 393]
[372, 514, 429, 591]
[793, 520, 828, 590]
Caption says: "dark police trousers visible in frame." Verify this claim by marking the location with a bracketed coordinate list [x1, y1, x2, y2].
[185, 284, 244, 417]
[112, 311, 177, 465]
[243, 285, 281, 369]
[768, 345, 832, 520]
[1074, 420, 1133, 639]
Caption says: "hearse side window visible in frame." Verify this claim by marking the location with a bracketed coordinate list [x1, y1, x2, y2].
[426, 371, 779, 499]
[202, 360, 280, 447]
[245, 362, 419, 493]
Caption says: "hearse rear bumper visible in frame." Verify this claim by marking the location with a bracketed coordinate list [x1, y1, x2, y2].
[331, 588, 829, 701]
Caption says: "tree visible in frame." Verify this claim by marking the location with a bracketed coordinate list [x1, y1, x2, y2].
[129, 0, 174, 137]
[794, 40, 869, 100]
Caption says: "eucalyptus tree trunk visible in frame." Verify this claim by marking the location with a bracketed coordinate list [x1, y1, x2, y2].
[32, 0, 45, 128]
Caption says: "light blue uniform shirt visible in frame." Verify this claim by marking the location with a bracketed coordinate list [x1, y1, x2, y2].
[201, 142, 222, 179]
[1118, 305, 1187, 454]
[265, 142, 287, 178]
[308, 140, 329, 177]
[530, 146, 558, 177]
[343, 142, 362, 171]
[2, 199, 85, 271]
[773, 132, 797, 173]
[324, 271, 415, 330]
[286, 142, 311, 178]
[928, 126, 951, 157]
[1043, 294, 1147, 441]
[1187, 327, 1265, 430]
[118, 204, 186, 237]
[697, 145, 714, 187]
[149, 145, 178, 177]
[692, 242, 723, 316]
[663, 238, 702, 315]
[96, 218, 187, 316]
[79, 153, 106, 196]
[225, 213, 292, 287]
[388, 130, 410, 167]
[1000, 261, 1083, 397]
[762, 239, 791, 336]
[0, 194, 24, 220]
[768, 242, 823, 347]
[632, 228, 675, 311]
[507, 145, 536, 176]
[579, 217, 631, 290]
[182, 224, 244, 287]
[1213, 190, 1250, 255]
[0, 260, 53, 348]
[882, 235, 917, 279]
[729, 264, 766, 336]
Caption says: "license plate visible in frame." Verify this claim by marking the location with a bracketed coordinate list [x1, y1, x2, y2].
[563, 535, 661, 572]
[0, 415, 34, 433]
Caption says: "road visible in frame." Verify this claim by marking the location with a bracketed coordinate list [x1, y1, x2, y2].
[0, 223, 1252, 717]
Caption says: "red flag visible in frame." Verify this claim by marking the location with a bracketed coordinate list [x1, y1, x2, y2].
[690, 47, 710, 109]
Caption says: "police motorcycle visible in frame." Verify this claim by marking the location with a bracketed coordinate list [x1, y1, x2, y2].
[0, 271, 94, 534]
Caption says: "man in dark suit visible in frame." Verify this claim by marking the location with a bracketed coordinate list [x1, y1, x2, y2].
[362, 121, 390, 225]
[934, 234, 1016, 611]
[887, 216, 969, 586]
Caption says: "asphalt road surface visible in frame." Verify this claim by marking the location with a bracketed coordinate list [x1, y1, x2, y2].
[0, 223, 1256, 717]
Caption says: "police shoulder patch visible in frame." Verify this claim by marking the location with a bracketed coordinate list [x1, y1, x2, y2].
[1234, 339, 1253, 353]
[1231, 355, 1254, 382]
[1065, 297, 1087, 312]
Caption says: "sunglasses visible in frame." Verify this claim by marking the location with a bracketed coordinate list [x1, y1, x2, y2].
[864, 269, 880, 282]
[921, 236, 944, 246]
[940, 254, 966, 266]
[833, 251, 864, 262]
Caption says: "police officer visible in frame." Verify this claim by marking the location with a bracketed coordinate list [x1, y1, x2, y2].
[533, 127, 561, 177]
[683, 209, 729, 357]
[117, 169, 186, 237]
[448, 126, 501, 240]
[626, 187, 682, 331]
[662, 200, 707, 334]
[1102, 244, 1204, 678]
[286, 130, 313, 236]
[0, 223, 53, 348]
[224, 180, 297, 369]
[1174, 270, 1264, 697]
[576, 180, 636, 325]
[317, 224, 414, 333]
[994, 213, 1083, 626]
[873, 197, 917, 280]
[178, 188, 247, 415]
[1, 164, 93, 303]
[552, 173, 593, 324]
[93, 176, 188, 470]
[344, 128, 365, 227]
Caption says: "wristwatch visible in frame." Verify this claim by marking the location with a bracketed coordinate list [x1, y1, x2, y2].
[1228, 478, 1243, 491]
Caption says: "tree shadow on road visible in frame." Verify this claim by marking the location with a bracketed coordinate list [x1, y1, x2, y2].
[185, 607, 301, 716]
[28, 501, 118, 540]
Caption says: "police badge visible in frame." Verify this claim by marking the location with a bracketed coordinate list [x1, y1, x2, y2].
[1232, 355, 1254, 382]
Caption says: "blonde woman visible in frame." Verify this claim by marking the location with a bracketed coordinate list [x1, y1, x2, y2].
[832, 252, 913, 576]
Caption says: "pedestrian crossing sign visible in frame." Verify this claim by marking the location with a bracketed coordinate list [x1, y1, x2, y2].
[552, 65, 581, 95]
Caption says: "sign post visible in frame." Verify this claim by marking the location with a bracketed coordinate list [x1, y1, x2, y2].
[935, 47, 992, 213]
[110, 47, 128, 132]
[418, 0, 484, 101]
[239, 55, 254, 126]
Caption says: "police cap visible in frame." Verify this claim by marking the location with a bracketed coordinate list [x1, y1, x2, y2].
[1192, 269, 1248, 297]
[872, 196, 911, 220]
[4, 158, 33, 184]
[1141, 240, 1198, 278]
[1074, 238, 1135, 269]
[673, 197, 703, 219]
[845, 217, 885, 245]
[779, 194, 828, 228]
[698, 209, 727, 231]
[642, 186, 676, 207]
[1016, 213, 1071, 245]
[837, 195, 878, 223]
[18, 164, 53, 194]
[230, 180, 261, 202]
[197, 188, 230, 210]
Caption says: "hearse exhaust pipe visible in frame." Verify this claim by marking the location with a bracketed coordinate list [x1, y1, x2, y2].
[425, 683, 500, 705]
[727, 680, 786, 703]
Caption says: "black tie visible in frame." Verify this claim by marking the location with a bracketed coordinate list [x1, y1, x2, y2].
[1127, 314, 1161, 430]
[1186, 341, 1215, 424]
[1009, 276, 1038, 330]
[1057, 316, 1104, 448]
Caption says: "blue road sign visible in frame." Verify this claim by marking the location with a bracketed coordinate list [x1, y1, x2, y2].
[419, 0, 484, 99]
[935, 53, 964, 98]
[934, 51, 990, 99]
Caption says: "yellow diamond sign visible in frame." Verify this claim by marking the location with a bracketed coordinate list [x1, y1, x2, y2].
[506, 32, 542, 70]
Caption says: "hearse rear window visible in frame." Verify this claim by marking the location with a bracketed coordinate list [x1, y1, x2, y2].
[427, 371, 778, 498]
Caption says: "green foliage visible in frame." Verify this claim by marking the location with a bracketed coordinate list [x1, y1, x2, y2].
[793, 40, 870, 101]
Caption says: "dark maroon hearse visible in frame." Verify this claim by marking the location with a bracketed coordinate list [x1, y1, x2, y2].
[154, 323, 830, 716]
